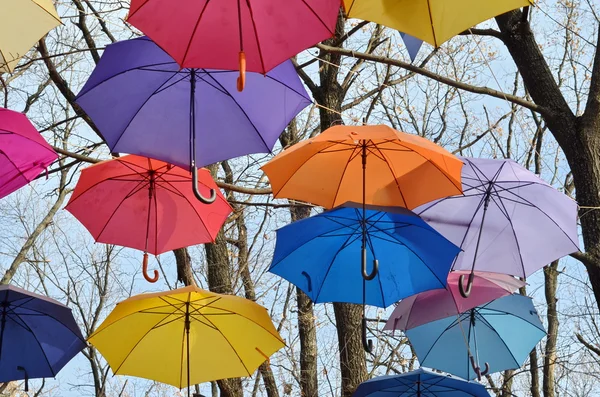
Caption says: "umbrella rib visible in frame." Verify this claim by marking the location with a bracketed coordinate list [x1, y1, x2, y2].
[264, 75, 311, 101]
[65, 170, 148, 207]
[474, 312, 521, 368]
[9, 312, 57, 377]
[244, 0, 267, 73]
[6, 306, 85, 342]
[110, 70, 182, 151]
[329, 144, 360, 208]
[370, 143, 408, 207]
[299, 0, 336, 35]
[180, 1, 213, 67]
[28, 0, 62, 24]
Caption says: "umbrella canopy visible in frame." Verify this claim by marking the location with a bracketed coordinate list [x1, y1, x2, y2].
[269, 203, 460, 307]
[385, 271, 524, 331]
[126, 0, 339, 87]
[353, 368, 490, 397]
[406, 294, 546, 380]
[342, 0, 533, 47]
[262, 124, 463, 210]
[0, 0, 61, 72]
[65, 155, 232, 283]
[76, 37, 311, 202]
[0, 108, 58, 199]
[0, 285, 86, 387]
[415, 157, 579, 296]
[88, 285, 284, 395]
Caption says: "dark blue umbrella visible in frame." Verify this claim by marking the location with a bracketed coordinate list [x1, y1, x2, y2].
[353, 368, 490, 396]
[0, 285, 86, 389]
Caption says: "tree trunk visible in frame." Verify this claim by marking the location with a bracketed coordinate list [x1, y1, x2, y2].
[174, 247, 196, 287]
[290, 205, 319, 397]
[543, 261, 559, 397]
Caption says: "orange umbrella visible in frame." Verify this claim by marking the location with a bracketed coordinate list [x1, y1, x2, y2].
[262, 124, 463, 210]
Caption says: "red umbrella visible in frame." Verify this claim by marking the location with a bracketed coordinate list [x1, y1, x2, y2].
[65, 155, 232, 283]
[126, 0, 340, 90]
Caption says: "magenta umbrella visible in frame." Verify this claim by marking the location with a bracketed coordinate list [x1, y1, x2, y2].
[0, 108, 58, 199]
[384, 271, 524, 332]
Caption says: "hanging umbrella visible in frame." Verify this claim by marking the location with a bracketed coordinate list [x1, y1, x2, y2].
[126, 0, 340, 90]
[353, 368, 491, 397]
[406, 294, 546, 381]
[0, 285, 86, 391]
[269, 202, 459, 351]
[400, 33, 423, 62]
[385, 271, 524, 331]
[342, 0, 533, 48]
[0, 107, 58, 199]
[65, 155, 232, 283]
[415, 156, 579, 297]
[0, 0, 61, 72]
[88, 285, 285, 397]
[76, 36, 311, 203]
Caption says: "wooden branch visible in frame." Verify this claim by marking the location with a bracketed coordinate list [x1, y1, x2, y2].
[570, 251, 595, 268]
[316, 43, 546, 115]
[576, 332, 600, 356]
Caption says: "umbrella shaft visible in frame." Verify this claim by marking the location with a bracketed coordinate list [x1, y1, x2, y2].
[190, 69, 197, 169]
[186, 301, 191, 397]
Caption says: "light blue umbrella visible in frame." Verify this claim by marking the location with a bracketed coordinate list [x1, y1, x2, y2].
[353, 368, 490, 396]
[406, 294, 546, 380]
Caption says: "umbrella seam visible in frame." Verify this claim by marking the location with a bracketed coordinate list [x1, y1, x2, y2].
[180, 1, 213, 67]
[30, 0, 62, 24]
[329, 143, 360, 208]
[299, 0, 336, 36]
[244, 0, 267, 74]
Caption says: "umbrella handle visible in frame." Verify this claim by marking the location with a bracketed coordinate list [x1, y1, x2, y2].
[192, 166, 217, 204]
[361, 248, 378, 280]
[361, 317, 373, 353]
[469, 356, 489, 381]
[16, 366, 28, 392]
[237, 51, 246, 92]
[142, 253, 159, 283]
[458, 273, 474, 298]
[301, 271, 312, 292]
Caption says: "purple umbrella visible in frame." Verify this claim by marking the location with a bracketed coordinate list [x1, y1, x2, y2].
[0, 108, 58, 199]
[415, 157, 579, 297]
[75, 37, 311, 203]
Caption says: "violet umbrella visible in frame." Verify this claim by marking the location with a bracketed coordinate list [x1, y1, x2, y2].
[75, 37, 311, 203]
[415, 157, 579, 297]
[0, 108, 58, 199]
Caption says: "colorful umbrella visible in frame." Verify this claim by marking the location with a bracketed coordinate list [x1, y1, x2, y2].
[126, 0, 340, 90]
[269, 202, 459, 351]
[88, 285, 285, 397]
[342, 0, 533, 47]
[0, 285, 86, 391]
[406, 294, 546, 381]
[385, 271, 524, 331]
[0, 0, 61, 72]
[353, 368, 491, 397]
[262, 124, 463, 210]
[415, 157, 579, 297]
[76, 37, 311, 203]
[0, 107, 58, 199]
[65, 155, 232, 283]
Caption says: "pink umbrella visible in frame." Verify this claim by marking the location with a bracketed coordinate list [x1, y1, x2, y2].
[384, 271, 524, 331]
[0, 108, 58, 199]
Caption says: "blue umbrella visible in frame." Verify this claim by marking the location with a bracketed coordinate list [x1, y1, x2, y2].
[406, 294, 546, 381]
[353, 368, 490, 396]
[0, 285, 86, 390]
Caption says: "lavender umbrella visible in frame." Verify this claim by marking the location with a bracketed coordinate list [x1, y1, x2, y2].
[75, 37, 311, 203]
[415, 157, 579, 297]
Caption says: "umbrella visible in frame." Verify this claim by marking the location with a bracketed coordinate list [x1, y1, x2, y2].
[415, 157, 579, 297]
[353, 368, 490, 396]
[262, 125, 463, 210]
[269, 202, 459, 351]
[406, 294, 546, 381]
[76, 37, 311, 203]
[88, 285, 285, 397]
[0, 285, 86, 391]
[0, 107, 58, 199]
[342, 0, 533, 48]
[126, 0, 340, 90]
[385, 271, 524, 331]
[0, 0, 61, 72]
[65, 155, 232, 283]
[400, 33, 423, 62]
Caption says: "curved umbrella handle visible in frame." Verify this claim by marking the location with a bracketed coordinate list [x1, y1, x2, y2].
[237, 51, 246, 92]
[301, 271, 312, 292]
[458, 273, 474, 298]
[16, 366, 28, 392]
[361, 317, 373, 354]
[143, 252, 159, 283]
[362, 248, 378, 280]
[192, 166, 217, 204]
[470, 356, 490, 381]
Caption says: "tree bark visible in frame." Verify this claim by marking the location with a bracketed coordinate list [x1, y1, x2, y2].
[543, 261, 559, 397]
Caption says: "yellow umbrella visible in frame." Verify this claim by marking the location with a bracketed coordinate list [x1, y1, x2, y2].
[88, 286, 284, 395]
[342, 0, 534, 47]
[0, 0, 62, 72]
